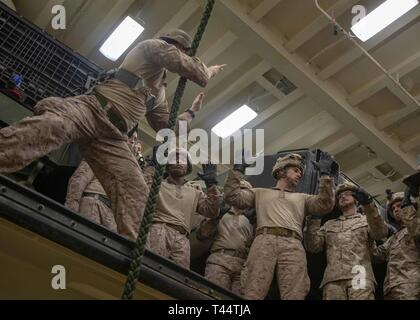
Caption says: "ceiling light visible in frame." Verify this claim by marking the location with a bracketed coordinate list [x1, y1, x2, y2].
[212, 105, 258, 139]
[99, 16, 144, 61]
[351, 0, 418, 42]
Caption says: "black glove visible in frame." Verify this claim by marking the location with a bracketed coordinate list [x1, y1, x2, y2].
[233, 163, 251, 174]
[401, 188, 411, 209]
[197, 163, 218, 188]
[243, 208, 256, 225]
[220, 205, 231, 215]
[354, 188, 373, 205]
[312, 155, 334, 176]
[233, 150, 253, 174]
[217, 205, 231, 220]
[407, 183, 419, 198]
[401, 185, 416, 209]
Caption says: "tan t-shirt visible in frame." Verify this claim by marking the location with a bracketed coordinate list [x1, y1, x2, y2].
[211, 210, 254, 256]
[197, 206, 255, 256]
[95, 39, 211, 132]
[224, 170, 335, 239]
[253, 189, 314, 237]
[153, 179, 222, 233]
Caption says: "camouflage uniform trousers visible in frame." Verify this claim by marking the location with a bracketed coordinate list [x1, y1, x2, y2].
[0, 95, 148, 240]
[146, 223, 190, 269]
[385, 283, 420, 300]
[79, 196, 117, 232]
[322, 279, 375, 300]
[204, 251, 245, 296]
[241, 234, 310, 300]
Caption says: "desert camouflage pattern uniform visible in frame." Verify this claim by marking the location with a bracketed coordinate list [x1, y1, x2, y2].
[401, 197, 420, 248]
[197, 204, 254, 295]
[224, 170, 334, 300]
[65, 160, 117, 231]
[145, 172, 222, 269]
[373, 226, 420, 300]
[0, 39, 212, 240]
[304, 203, 389, 300]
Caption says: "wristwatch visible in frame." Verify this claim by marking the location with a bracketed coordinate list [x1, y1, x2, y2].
[186, 109, 195, 118]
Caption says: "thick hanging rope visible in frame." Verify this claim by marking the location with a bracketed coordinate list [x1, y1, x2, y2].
[121, 0, 216, 300]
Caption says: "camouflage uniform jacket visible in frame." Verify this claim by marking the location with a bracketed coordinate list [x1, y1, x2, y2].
[304, 203, 389, 287]
[373, 227, 420, 295]
[401, 197, 420, 248]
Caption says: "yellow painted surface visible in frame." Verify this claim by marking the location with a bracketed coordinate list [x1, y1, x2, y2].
[0, 217, 173, 300]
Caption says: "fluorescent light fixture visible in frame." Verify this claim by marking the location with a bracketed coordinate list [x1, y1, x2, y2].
[100, 16, 144, 61]
[351, 0, 418, 42]
[212, 105, 258, 139]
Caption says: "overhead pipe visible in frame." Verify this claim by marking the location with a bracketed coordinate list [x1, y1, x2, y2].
[314, 0, 420, 110]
